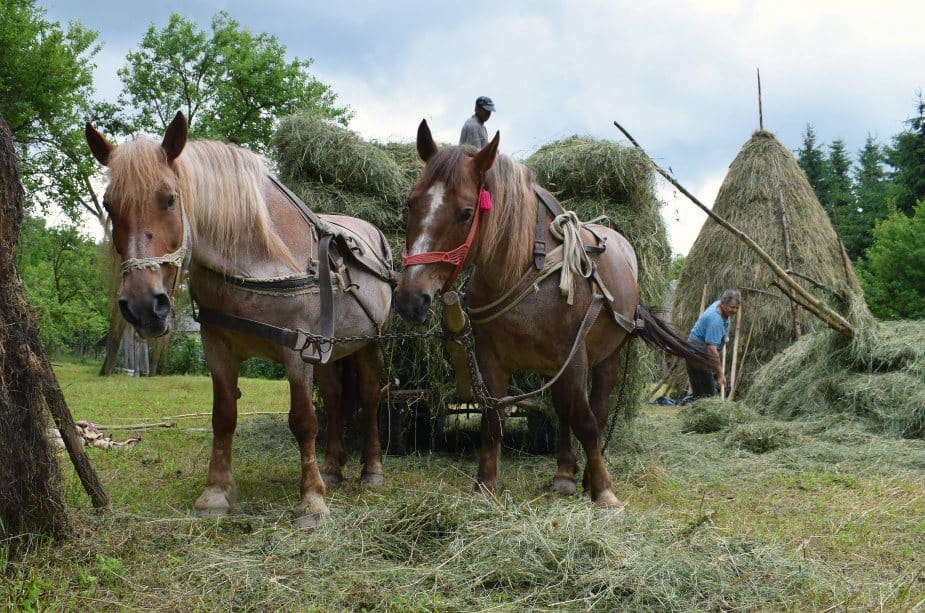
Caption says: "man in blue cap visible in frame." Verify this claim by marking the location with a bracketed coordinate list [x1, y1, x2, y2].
[686, 289, 741, 398]
[459, 96, 495, 148]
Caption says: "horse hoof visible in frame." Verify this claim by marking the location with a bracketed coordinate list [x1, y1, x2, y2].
[194, 486, 234, 516]
[361, 471, 385, 488]
[549, 477, 577, 496]
[321, 472, 342, 490]
[293, 512, 327, 530]
[594, 491, 626, 517]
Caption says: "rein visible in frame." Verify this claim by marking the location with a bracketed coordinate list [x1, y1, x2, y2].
[401, 186, 492, 293]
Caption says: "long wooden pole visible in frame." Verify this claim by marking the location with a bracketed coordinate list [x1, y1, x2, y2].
[612, 120, 854, 338]
[728, 307, 743, 399]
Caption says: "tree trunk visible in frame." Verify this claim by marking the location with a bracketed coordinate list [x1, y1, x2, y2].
[0, 118, 108, 541]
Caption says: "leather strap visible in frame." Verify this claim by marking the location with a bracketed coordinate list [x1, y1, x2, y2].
[195, 303, 301, 350]
[315, 233, 335, 363]
[532, 186, 567, 270]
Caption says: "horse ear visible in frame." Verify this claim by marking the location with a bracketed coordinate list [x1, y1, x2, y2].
[161, 111, 188, 163]
[85, 122, 114, 166]
[472, 131, 500, 175]
[416, 119, 438, 162]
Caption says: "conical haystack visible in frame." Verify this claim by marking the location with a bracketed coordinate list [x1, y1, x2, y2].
[671, 130, 861, 394]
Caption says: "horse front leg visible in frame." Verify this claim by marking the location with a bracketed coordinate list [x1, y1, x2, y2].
[356, 344, 385, 487]
[475, 351, 510, 495]
[195, 330, 240, 516]
[285, 358, 329, 529]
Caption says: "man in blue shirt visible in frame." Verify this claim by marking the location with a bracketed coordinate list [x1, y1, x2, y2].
[686, 289, 741, 398]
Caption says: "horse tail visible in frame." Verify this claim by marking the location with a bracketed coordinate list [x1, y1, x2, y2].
[634, 302, 717, 372]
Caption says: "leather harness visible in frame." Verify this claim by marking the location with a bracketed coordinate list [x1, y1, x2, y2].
[193, 175, 397, 365]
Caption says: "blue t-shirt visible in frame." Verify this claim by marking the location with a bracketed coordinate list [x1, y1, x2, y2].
[688, 300, 730, 346]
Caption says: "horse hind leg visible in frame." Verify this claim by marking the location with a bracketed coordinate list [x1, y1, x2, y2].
[562, 353, 623, 510]
[582, 346, 626, 492]
[356, 343, 385, 488]
[549, 382, 578, 496]
[316, 362, 347, 489]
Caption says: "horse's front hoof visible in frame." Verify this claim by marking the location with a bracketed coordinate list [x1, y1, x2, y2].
[361, 471, 385, 488]
[321, 472, 342, 490]
[293, 512, 327, 530]
[194, 485, 236, 516]
[549, 477, 577, 496]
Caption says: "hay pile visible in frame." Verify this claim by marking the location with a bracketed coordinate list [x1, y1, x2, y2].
[745, 295, 925, 439]
[271, 119, 670, 441]
[671, 130, 862, 395]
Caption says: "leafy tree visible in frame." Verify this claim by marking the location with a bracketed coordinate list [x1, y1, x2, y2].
[16, 216, 109, 354]
[117, 12, 350, 152]
[858, 200, 925, 320]
[886, 96, 925, 216]
[0, 0, 107, 227]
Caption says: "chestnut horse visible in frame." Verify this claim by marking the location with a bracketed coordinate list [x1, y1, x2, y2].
[395, 121, 713, 509]
[85, 112, 394, 528]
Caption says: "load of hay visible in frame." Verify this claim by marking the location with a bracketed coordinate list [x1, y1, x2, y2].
[671, 130, 862, 395]
[745, 294, 925, 439]
[271, 116, 670, 444]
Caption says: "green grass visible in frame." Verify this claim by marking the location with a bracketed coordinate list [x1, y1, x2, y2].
[3, 358, 923, 610]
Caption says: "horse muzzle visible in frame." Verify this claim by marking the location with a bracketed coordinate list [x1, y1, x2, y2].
[394, 287, 432, 324]
[119, 291, 172, 338]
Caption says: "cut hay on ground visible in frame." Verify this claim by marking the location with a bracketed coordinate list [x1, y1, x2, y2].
[745, 308, 925, 440]
[671, 130, 862, 395]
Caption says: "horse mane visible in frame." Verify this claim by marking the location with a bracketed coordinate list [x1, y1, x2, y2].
[107, 138, 297, 272]
[422, 147, 538, 289]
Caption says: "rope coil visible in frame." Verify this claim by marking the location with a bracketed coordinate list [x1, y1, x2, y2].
[550, 211, 594, 304]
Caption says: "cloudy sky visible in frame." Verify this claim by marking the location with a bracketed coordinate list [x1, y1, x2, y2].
[41, 0, 923, 254]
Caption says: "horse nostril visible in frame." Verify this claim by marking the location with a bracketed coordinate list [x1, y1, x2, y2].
[119, 298, 138, 326]
[420, 293, 432, 312]
[153, 293, 172, 319]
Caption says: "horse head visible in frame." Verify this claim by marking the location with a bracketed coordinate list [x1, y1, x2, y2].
[85, 111, 190, 338]
[395, 119, 499, 323]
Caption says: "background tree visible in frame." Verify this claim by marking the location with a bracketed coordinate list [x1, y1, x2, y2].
[0, 0, 107, 228]
[850, 135, 890, 260]
[16, 216, 109, 355]
[117, 11, 350, 152]
[797, 124, 830, 211]
[886, 95, 925, 216]
[824, 138, 861, 258]
[858, 200, 925, 320]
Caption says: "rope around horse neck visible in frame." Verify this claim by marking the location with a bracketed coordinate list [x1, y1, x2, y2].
[550, 211, 594, 305]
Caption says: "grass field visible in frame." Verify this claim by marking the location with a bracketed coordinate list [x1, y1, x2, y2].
[2, 359, 924, 610]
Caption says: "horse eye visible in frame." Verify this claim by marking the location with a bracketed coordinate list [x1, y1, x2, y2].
[459, 208, 474, 223]
[166, 194, 176, 208]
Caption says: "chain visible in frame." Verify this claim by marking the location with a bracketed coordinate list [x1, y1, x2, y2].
[602, 340, 632, 451]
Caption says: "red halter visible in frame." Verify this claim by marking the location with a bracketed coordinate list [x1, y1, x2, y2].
[401, 187, 493, 293]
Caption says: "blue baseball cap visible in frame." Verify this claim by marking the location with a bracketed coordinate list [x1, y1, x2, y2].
[476, 96, 495, 112]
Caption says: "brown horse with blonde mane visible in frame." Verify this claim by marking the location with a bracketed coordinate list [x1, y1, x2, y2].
[85, 112, 394, 528]
[395, 120, 713, 509]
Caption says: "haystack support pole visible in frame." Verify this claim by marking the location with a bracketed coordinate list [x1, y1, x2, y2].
[612, 120, 854, 339]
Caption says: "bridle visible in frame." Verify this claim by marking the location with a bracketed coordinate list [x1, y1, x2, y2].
[117, 204, 192, 301]
[401, 185, 492, 293]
